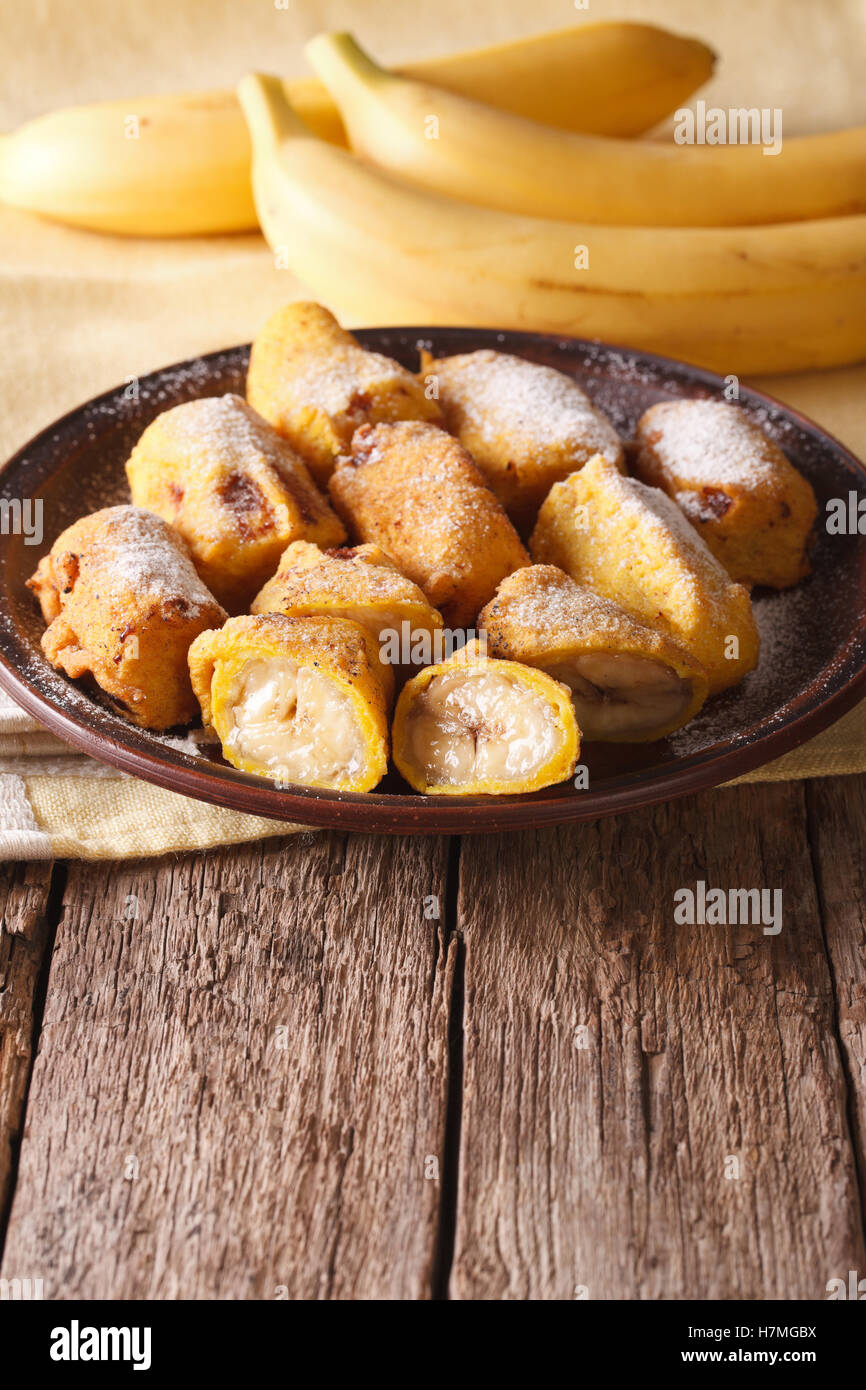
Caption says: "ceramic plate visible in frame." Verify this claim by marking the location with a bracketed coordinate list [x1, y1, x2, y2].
[1, 328, 864, 833]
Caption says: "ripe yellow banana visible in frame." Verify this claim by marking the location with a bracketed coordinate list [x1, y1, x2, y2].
[0, 22, 714, 238]
[386, 21, 715, 139]
[0, 91, 257, 237]
[236, 73, 866, 377]
[307, 33, 866, 228]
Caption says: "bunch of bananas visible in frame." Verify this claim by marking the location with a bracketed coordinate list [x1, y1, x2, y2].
[3, 21, 865, 375]
[0, 24, 713, 236]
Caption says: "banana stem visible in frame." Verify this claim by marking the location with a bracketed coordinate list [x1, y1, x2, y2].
[236, 73, 309, 153]
[305, 31, 391, 95]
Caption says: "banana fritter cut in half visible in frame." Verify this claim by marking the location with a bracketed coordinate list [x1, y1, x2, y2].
[125, 394, 345, 614]
[246, 302, 444, 486]
[530, 455, 759, 694]
[393, 640, 579, 796]
[633, 399, 818, 589]
[329, 420, 529, 628]
[188, 613, 389, 791]
[28, 505, 227, 730]
[421, 348, 623, 531]
[251, 540, 444, 703]
[479, 565, 708, 741]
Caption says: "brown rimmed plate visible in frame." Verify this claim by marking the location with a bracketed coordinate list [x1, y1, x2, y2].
[1, 328, 865, 834]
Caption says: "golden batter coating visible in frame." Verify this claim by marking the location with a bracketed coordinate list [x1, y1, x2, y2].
[188, 612, 389, 792]
[530, 455, 759, 694]
[125, 394, 345, 614]
[479, 565, 708, 741]
[328, 420, 529, 628]
[633, 399, 818, 589]
[421, 348, 623, 531]
[392, 639, 579, 796]
[251, 540, 444, 703]
[28, 505, 227, 730]
[246, 302, 444, 486]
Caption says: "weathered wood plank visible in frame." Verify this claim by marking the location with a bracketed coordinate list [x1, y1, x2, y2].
[806, 774, 866, 1217]
[0, 861, 55, 1236]
[452, 783, 865, 1300]
[0, 834, 455, 1299]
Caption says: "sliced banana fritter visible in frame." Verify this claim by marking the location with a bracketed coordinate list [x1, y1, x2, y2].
[480, 564, 708, 741]
[329, 419, 529, 629]
[28, 505, 227, 730]
[126, 393, 345, 613]
[530, 453, 759, 695]
[251, 539, 444, 702]
[392, 639, 579, 795]
[420, 347, 623, 533]
[633, 399, 817, 589]
[188, 612, 389, 792]
[247, 301, 444, 486]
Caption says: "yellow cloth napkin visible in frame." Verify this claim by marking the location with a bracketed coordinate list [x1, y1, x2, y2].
[0, 0, 864, 858]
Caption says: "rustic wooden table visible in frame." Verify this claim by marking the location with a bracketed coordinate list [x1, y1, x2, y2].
[1, 775, 864, 1301]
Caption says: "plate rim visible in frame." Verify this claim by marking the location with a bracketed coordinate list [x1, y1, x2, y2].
[1, 327, 865, 836]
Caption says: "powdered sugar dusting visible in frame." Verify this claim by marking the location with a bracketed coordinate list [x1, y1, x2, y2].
[155, 726, 221, 756]
[286, 344, 419, 414]
[489, 568, 647, 645]
[269, 550, 429, 607]
[594, 462, 736, 619]
[136, 393, 312, 486]
[668, 579, 831, 756]
[636, 399, 784, 488]
[76, 506, 219, 613]
[433, 350, 621, 462]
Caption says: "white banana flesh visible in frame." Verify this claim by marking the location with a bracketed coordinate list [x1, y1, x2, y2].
[236, 74, 866, 376]
[225, 657, 363, 785]
[407, 669, 560, 786]
[547, 652, 694, 741]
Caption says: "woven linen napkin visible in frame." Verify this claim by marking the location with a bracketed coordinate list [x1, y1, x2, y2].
[0, 0, 864, 858]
